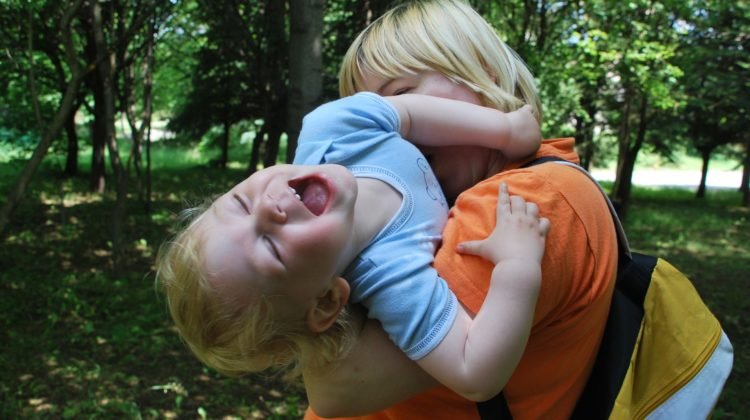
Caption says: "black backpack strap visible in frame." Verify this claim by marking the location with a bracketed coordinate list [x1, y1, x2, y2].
[570, 252, 655, 419]
[476, 156, 646, 419]
[521, 156, 650, 418]
[477, 392, 513, 420]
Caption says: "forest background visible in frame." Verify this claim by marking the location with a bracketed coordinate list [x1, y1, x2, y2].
[0, 0, 748, 418]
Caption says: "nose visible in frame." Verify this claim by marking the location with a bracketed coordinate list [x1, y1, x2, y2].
[256, 194, 287, 225]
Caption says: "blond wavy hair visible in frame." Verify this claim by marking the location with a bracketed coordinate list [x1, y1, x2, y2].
[155, 201, 357, 379]
[339, 0, 542, 123]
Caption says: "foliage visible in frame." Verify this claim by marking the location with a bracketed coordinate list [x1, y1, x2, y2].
[167, 0, 260, 138]
[2, 0, 747, 196]
[676, 0, 750, 156]
[0, 0, 74, 149]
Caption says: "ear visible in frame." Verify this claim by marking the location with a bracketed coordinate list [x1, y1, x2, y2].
[306, 277, 350, 334]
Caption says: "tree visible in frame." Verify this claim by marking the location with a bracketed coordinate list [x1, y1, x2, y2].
[742, 137, 750, 207]
[322, 0, 394, 99]
[79, 0, 171, 271]
[286, 0, 325, 163]
[168, 0, 289, 171]
[605, 0, 684, 219]
[677, 0, 750, 201]
[0, 0, 88, 237]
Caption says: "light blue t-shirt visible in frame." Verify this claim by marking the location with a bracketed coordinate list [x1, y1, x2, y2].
[293, 92, 457, 360]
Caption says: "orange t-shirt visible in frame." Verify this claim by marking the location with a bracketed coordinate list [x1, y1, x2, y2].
[306, 138, 618, 420]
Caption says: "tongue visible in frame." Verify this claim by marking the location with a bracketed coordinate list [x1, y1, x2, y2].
[301, 181, 328, 216]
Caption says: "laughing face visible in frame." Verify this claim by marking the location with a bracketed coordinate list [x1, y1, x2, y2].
[198, 164, 359, 315]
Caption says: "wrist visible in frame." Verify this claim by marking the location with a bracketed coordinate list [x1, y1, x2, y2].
[490, 259, 542, 291]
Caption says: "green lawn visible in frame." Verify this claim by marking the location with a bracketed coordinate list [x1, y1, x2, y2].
[0, 146, 747, 418]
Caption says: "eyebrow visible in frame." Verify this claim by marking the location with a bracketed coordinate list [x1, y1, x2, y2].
[233, 193, 251, 214]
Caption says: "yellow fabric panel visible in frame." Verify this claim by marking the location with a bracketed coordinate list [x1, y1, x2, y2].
[610, 258, 722, 420]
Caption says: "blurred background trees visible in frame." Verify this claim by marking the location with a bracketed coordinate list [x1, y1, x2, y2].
[0, 0, 748, 259]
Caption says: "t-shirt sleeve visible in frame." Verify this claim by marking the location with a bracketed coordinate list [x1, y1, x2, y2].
[347, 252, 459, 360]
[293, 92, 457, 360]
[293, 92, 401, 165]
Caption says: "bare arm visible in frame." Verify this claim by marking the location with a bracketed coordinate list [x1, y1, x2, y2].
[304, 186, 549, 414]
[385, 94, 541, 161]
[416, 183, 549, 401]
[303, 308, 437, 417]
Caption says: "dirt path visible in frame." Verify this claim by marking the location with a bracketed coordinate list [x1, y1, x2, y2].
[591, 168, 743, 190]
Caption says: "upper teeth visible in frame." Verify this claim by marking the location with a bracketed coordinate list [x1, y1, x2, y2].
[290, 186, 301, 200]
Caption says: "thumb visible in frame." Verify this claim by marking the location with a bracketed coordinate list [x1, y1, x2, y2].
[456, 240, 485, 257]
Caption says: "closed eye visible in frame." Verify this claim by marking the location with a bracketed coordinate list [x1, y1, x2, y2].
[233, 193, 251, 214]
[264, 235, 283, 265]
[393, 87, 411, 95]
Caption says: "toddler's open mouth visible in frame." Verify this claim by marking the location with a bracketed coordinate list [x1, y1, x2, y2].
[288, 176, 330, 216]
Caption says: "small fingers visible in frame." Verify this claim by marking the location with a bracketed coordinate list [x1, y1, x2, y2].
[539, 217, 551, 236]
[497, 182, 510, 204]
[497, 182, 511, 217]
[526, 201, 539, 218]
[509, 194, 526, 215]
[456, 240, 483, 256]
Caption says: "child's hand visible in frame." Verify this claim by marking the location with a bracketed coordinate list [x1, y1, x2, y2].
[457, 183, 550, 265]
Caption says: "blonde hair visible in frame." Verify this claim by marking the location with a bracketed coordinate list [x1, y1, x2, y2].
[155, 201, 357, 379]
[339, 0, 542, 123]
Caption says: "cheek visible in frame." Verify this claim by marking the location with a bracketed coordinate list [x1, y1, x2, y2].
[289, 217, 350, 256]
[449, 85, 482, 105]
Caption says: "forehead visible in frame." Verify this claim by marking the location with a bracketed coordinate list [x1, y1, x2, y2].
[360, 70, 394, 93]
[355, 49, 427, 91]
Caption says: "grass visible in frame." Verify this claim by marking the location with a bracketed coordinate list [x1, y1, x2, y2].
[620, 186, 749, 419]
[0, 145, 747, 418]
[0, 145, 306, 419]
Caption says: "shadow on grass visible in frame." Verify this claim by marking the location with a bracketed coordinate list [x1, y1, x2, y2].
[0, 162, 306, 418]
[1, 163, 747, 418]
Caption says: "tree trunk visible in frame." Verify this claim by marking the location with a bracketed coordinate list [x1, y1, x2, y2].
[121, 12, 156, 206]
[219, 119, 230, 168]
[260, 0, 287, 166]
[263, 123, 283, 169]
[143, 17, 155, 212]
[92, 0, 128, 273]
[123, 61, 144, 191]
[89, 62, 108, 193]
[0, 77, 85, 237]
[696, 148, 711, 199]
[248, 124, 266, 175]
[286, 0, 324, 163]
[0, 0, 86, 237]
[612, 94, 648, 221]
[742, 138, 749, 207]
[64, 109, 79, 176]
[576, 93, 598, 170]
[611, 88, 633, 218]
